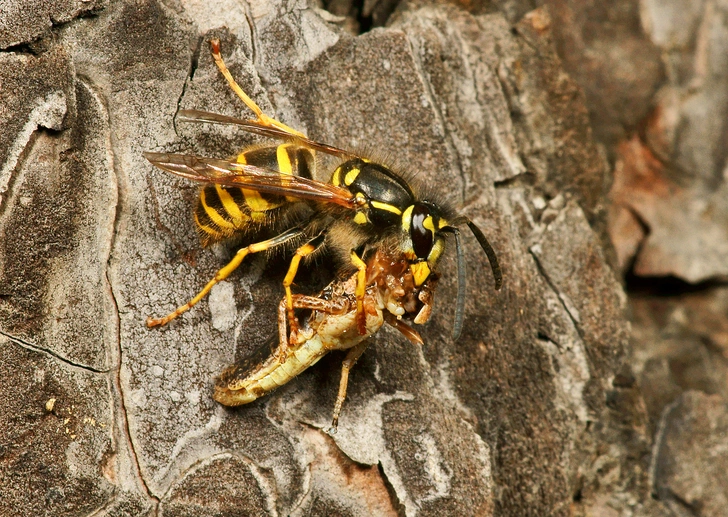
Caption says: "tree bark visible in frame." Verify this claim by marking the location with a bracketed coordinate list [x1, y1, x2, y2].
[2, 1, 724, 516]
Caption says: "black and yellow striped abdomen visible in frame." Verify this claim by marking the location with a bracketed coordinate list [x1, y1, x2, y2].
[194, 143, 315, 246]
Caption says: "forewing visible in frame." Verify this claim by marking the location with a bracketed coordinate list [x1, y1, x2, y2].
[144, 152, 357, 209]
[177, 109, 355, 159]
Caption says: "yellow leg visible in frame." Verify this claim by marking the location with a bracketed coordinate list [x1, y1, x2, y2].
[282, 233, 326, 342]
[350, 250, 367, 336]
[209, 39, 305, 138]
[147, 227, 302, 328]
[329, 341, 369, 432]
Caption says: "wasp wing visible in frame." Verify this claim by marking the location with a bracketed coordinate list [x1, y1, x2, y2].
[177, 109, 355, 159]
[144, 152, 357, 209]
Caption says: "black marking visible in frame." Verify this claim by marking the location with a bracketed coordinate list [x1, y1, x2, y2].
[228, 186, 246, 208]
[339, 159, 415, 227]
[410, 204, 433, 259]
[290, 147, 315, 179]
[203, 185, 230, 216]
[466, 220, 502, 290]
[244, 147, 282, 170]
[194, 200, 216, 230]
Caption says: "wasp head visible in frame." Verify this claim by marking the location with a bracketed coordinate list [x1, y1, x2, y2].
[402, 201, 503, 340]
[402, 201, 449, 286]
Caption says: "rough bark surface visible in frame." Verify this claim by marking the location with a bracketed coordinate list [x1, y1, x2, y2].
[0, 1, 724, 516]
[547, 0, 728, 516]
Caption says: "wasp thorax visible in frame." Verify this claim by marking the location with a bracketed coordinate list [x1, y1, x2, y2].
[332, 159, 414, 228]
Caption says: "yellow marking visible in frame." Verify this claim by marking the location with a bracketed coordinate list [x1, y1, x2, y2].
[194, 211, 223, 238]
[423, 215, 436, 233]
[277, 144, 293, 174]
[280, 174, 298, 204]
[201, 189, 236, 229]
[344, 168, 360, 186]
[350, 251, 367, 332]
[215, 185, 246, 226]
[428, 238, 445, 263]
[251, 211, 267, 223]
[354, 212, 368, 225]
[332, 167, 342, 186]
[370, 200, 402, 215]
[236, 153, 247, 164]
[284, 243, 317, 318]
[402, 205, 414, 232]
[410, 262, 431, 286]
[438, 218, 449, 229]
[242, 188, 277, 212]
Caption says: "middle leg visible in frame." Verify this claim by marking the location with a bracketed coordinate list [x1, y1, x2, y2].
[147, 226, 303, 327]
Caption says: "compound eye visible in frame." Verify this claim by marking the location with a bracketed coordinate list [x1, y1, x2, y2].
[410, 204, 433, 259]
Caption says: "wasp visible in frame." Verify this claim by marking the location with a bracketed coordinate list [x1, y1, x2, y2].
[145, 39, 502, 416]
[214, 248, 435, 431]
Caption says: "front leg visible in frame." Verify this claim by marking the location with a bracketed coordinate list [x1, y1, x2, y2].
[349, 250, 368, 335]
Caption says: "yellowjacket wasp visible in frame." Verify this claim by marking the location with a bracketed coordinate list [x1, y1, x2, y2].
[145, 40, 502, 424]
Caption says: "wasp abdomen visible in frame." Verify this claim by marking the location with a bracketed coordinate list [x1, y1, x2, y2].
[194, 144, 315, 246]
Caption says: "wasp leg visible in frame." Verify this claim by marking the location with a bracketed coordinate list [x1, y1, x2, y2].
[146, 226, 303, 328]
[275, 292, 350, 364]
[209, 39, 305, 138]
[329, 341, 370, 433]
[282, 232, 327, 341]
[349, 250, 367, 336]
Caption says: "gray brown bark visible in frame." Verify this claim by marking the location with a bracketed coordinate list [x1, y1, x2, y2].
[1, 1, 726, 516]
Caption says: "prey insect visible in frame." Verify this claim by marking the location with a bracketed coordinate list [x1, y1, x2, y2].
[215, 248, 436, 431]
[145, 40, 502, 424]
